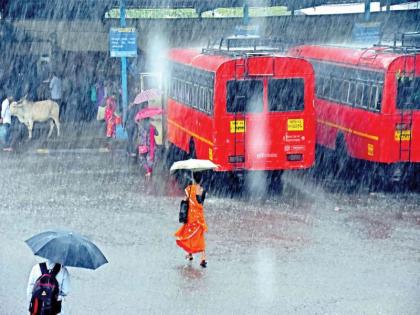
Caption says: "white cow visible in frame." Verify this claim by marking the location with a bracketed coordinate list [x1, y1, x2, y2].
[10, 98, 60, 139]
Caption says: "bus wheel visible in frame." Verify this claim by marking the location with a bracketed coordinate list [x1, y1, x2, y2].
[333, 133, 349, 179]
[268, 170, 284, 195]
[164, 143, 176, 170]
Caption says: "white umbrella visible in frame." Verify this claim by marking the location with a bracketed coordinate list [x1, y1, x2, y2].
[170, 159, 219, 173]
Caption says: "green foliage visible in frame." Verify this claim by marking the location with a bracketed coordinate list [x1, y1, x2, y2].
[105, 6, 288, 19]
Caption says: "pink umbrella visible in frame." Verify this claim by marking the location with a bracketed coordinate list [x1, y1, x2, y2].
[135, 107, 164, 122]
[133, 89, 161, 105]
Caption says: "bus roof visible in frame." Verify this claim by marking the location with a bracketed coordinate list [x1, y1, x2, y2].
[168, 48, 231, 73]
[289, 44, 410, 71]
[168, 48, 310, 73]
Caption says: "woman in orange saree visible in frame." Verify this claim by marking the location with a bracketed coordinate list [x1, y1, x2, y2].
[175, 172, 208, 267]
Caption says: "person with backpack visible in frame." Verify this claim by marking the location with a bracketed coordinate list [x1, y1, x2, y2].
[27, 260, 70, 315]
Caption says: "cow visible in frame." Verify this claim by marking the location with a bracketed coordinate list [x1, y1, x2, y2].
[10, 98, 60, 139]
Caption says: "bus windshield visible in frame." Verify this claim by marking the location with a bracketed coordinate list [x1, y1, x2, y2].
[397, 77, 420, 110]
[227, 80, 263, 113]
[268, 78, 304, 112]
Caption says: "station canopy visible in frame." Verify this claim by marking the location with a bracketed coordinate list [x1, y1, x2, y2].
[1, 0, 418, 19]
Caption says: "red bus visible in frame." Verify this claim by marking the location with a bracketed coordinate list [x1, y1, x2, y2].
[165, 38, 316, 190]
[289, 39, 420, 185]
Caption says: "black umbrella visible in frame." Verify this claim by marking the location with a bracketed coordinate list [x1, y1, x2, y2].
[25, 229, 108, 270]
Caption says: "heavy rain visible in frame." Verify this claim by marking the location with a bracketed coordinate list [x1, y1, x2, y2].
[0, 1, 420, 314]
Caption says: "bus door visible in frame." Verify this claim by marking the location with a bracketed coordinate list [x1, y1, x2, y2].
[396, 75, 420, 162]
[226, 79, 265, 170]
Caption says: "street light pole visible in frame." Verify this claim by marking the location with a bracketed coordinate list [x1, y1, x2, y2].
[120, 0, 128, 124]
[243, 0, 249, 25]
[364, 0, 371, 21]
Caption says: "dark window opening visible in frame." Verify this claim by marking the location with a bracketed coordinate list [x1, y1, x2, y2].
[341, 81, 350, 105]
[227, 80, 263, 113]
[268, 78, 305, 112]
[348, 81, 356, 106]
[362, 84, 370, 108]
[397, 77, 420, 110]
[316, 77, 324, 96]
[322, 78, 331, 99]
[168, 62, 215, 115]
[331, 78, 341, 101]
[369, 85, 378, 110]
[375, 85, 383, 111]
[355, 83, 364, 108]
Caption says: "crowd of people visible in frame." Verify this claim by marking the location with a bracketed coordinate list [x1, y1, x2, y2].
[0, 51, 210, 315]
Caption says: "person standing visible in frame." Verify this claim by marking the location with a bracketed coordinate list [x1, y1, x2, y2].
[137, 117, 158, 179]
[1, 95, 13, 151]
[174, 172, 208, 267]
[126, 101, 145, 157]
[104, 95, 118, 139]
[49, 72, 63, 120]
[27, 260, 70, 315]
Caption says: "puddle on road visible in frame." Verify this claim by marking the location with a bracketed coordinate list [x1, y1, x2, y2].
[345, 214, 393, 240]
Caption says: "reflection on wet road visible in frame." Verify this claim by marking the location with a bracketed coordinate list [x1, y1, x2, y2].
[0, 152, 419, 314]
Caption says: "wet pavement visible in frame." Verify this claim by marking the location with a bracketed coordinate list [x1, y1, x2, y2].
[0, 151, 420, 314]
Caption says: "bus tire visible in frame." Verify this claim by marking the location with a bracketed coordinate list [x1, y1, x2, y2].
[268, 170, 284, 195]
[333, 133, 348, 179]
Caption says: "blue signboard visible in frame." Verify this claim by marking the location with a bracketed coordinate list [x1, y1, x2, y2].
[234, 24, 260, 36]
[352, 22, 381, 43]
[109, 27, 137, 58]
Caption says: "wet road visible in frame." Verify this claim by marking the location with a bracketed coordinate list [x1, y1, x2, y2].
[0, 151, 419, 314]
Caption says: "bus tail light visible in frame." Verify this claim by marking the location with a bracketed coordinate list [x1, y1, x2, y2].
[229, 155, 245, 163]
[287, 154, 303, 161]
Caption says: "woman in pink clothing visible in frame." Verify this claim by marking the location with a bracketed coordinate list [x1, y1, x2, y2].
[104, 96, 117, 138]
[138, 117, 158, 178]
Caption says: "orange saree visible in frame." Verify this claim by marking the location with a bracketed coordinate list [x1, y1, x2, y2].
[175, 184, 208, 254]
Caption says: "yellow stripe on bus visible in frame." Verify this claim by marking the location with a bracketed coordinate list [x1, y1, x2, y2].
[318, 119, 379, 141]
[168, 119, 214, 146]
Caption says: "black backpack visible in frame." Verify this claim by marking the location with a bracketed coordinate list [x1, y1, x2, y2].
[179, 199, 189, 223]
[29, 263, 62, 315]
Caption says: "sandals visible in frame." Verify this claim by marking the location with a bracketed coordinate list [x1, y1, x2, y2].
[185, 254, 193, 261]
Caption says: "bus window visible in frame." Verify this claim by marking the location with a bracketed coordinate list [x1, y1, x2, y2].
[316, 77, 324, 96]
[322, 78, 331, 99]
[362, 84, 370, 109]
[198, 86, 206, 112]
[348, 81, 356, 106]
[355, 83, 364, 108]
[341, 80, 350, 105]
[331, 78, 341, 101]
[190, 84, 196, 108]
[206, 89, 213, 114]
[268, 78, 305, 112]
[369, 85, 378, 111]
[227, 80, 263, 113]
[375, 84, 383, 111]
[176, 79, 182, 101]
[397, 77, 420, 110]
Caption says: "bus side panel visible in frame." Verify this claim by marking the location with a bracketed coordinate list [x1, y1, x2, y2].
[166, 99, 190, 153]
[167, 98, 214, 159]
[314, 98, 341, 150]
[194, 113, 214, 161]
